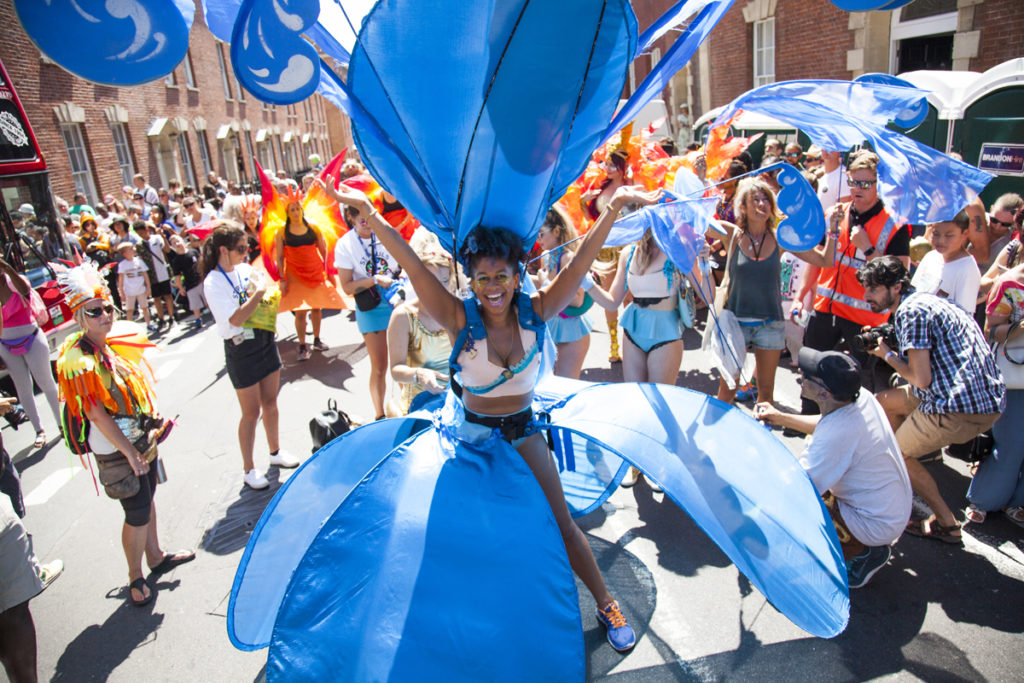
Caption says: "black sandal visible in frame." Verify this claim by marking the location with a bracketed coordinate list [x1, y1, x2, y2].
[129, 577, 152, 606]
[906, 517, 962, 545]
[148, 549, 196, 575]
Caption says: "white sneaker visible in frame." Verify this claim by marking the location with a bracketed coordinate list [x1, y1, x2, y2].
[268, 450, 300, 469]
[244, 469, 269, 490]
[620, 466, 640, 488]
[39, 559, 64, 591]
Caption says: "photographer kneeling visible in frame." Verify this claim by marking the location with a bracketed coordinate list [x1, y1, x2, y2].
[859, 257, 1005, 544]
[756, 349, 911, 588]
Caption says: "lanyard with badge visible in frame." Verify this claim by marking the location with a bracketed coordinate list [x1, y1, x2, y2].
[217, 265, 255, 342]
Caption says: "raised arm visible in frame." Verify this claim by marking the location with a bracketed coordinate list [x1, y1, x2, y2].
[535, 186, 662, 320]
[319, 176, 464, 334]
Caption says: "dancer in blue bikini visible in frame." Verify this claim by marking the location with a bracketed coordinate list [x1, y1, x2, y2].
[322, 174, 662, 652]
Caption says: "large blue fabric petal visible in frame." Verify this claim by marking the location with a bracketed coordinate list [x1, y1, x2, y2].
[347, 0, 636, 252]
[227, 417, 427, 650]
[14, 0, 195, 86]
[548, 383, 850, 638]
[853, 73, 929, 129]
[770, 162, 827, 251]
[711, 80, 993, 223]
[265, 429, 583, 682]
[605, 197, 719, 275]
[602, 0, 734, 146]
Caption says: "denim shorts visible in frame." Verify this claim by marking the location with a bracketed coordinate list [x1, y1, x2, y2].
[738, 318, 785, 351]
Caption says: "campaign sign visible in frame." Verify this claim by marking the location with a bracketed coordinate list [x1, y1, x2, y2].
[978, 143, 1024, 176]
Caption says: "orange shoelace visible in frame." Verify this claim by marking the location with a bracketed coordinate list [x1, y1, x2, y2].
[602, 602, 627, 628]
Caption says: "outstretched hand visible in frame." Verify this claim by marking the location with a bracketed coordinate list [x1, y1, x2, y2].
[317, 174, 372, 210]
[612, 185, 663, 208]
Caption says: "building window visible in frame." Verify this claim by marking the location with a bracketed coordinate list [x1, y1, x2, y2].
[164, 69, 177, 87]
[244, 131, 255, 177]
[274, 134, 285, 173]
[890, 1, 957, 73]
[196, 131, 213, 176]
[110, 122, 136, 188]
[753, 18, 775, 87]
[234, 72, 246, 102]
[177, 133, 198, 187]
[60, 123, 97, 204]
[183, 50, 197, 89]
[216, 43, 233, 99]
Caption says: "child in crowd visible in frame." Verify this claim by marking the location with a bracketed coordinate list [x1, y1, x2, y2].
[169, 235, 206, 330]
[115, 242, 152, 326]
[911, 209, 980, 312]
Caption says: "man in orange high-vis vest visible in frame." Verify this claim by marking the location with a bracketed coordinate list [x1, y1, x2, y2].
[801, 151, 911, 416]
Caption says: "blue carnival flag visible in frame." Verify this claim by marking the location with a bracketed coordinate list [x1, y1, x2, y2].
[854, 73, 929, 129]
[602, 0, 735, 146]
[712, 80, 993, 223]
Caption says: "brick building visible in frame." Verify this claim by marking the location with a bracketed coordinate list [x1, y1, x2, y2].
[0, 0, 353, 207]
[690, 0, 1024, 119]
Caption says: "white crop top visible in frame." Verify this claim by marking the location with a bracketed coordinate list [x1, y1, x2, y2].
[456, 326, 541, 397]
[627, 253, 676, 299]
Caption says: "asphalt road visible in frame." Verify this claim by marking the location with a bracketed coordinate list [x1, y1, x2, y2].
[6, 308, 1024, 682]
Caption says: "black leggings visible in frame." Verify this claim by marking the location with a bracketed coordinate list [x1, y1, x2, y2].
[120, 466, 159, 527]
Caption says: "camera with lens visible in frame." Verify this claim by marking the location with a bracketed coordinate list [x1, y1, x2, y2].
[0, 392, 28, 430]
[851, 323, 898, 352]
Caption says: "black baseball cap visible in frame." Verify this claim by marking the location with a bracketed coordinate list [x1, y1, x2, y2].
[798, 348, 861, 400]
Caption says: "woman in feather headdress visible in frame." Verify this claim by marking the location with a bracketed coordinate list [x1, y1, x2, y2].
[55, 264, 192, 607]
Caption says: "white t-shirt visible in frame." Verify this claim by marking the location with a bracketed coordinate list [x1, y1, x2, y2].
[334, 230, 399, 280]
[142, 234, 170, 282]
[818, 166, 847, 213]
[204, 263, 252, 339]
[185, 208, 216, 230]
[800, 392, 912, 546]
[910, 250, 980, 313]
[117, 257, 149, 296]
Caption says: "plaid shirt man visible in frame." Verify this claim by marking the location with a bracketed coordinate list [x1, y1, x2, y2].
[894, 291, 1005, 414]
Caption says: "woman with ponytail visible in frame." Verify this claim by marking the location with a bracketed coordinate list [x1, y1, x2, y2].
[201, 222, 298, 490]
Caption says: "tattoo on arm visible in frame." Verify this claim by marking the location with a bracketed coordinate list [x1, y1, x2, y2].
[974, 216, 984, 233]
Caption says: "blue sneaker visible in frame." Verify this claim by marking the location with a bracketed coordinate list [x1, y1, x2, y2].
[596, 600, 636, 652]
[846, 545, 891, 589]
[736, 382, 758, 402]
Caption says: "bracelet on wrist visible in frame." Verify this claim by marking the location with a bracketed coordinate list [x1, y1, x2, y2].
[885, 350, 898, 363]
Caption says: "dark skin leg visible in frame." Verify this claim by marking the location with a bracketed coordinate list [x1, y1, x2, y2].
[0, 601, 37, 683]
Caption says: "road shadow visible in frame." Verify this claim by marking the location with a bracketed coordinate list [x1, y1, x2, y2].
[277, 339, 359, 391]
[199, 468, 284, 556]
[51, 578, 181, 681]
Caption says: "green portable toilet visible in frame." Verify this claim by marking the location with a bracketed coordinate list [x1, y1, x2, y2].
[953, 59, 1024, 206]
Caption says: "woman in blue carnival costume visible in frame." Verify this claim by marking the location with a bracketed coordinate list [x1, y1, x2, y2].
[323, 175, 662, 653]
[534, 205, 597, 379]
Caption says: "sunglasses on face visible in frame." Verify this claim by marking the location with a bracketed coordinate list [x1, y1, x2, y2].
[471, 272, 514, 289]
[82, 304, 115, 319]
[785, 152, 801, 158]
[847, 178, 877, 190]
[990, 216, 1014, 228]
[232, 243, 248, 254]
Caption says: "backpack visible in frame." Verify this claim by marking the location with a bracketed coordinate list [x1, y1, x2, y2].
[309, 398, 352, 452]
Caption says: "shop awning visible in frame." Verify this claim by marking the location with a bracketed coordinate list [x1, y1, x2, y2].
[147, 117, 170, 137]
[255, 128, 268, 143]
[216, 123, 234, 140]
[301, 133, 311, 144]
[282, 131, 294, 143]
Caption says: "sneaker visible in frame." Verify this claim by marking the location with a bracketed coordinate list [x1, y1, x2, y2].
[846, 545, 891, 589]
[311, 338, 329, 352]
[39, 559, 64, 591]
[596, 600, 636, 652]
[243, 469, 269, 490]
[620, 466, 640, 488]
[268, 450, 300, 469]
[189, 319, 203, 330]
[736, 382, 758, 402]
[146, 323, 160, 334]
[297, 345, 311, 361]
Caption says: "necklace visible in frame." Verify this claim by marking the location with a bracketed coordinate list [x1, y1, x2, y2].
[488, 319, 520, 379]
[746, 229, 768, 261]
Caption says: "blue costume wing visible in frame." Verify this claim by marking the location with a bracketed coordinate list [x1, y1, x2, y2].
[546, 383, 850, 639]
[260, 428, 583, 682]
[228, 417, 428, 650]
[346, 0, 636, 253]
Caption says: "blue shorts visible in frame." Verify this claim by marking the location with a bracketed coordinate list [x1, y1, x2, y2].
[738, 318, 785, 350]
[548, 312, 592, 344]
[620, 304, 682, 353]
[355, 289, 394, 335]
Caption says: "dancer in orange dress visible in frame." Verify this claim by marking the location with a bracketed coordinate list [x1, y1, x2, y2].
[273, 189, 346, 361]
